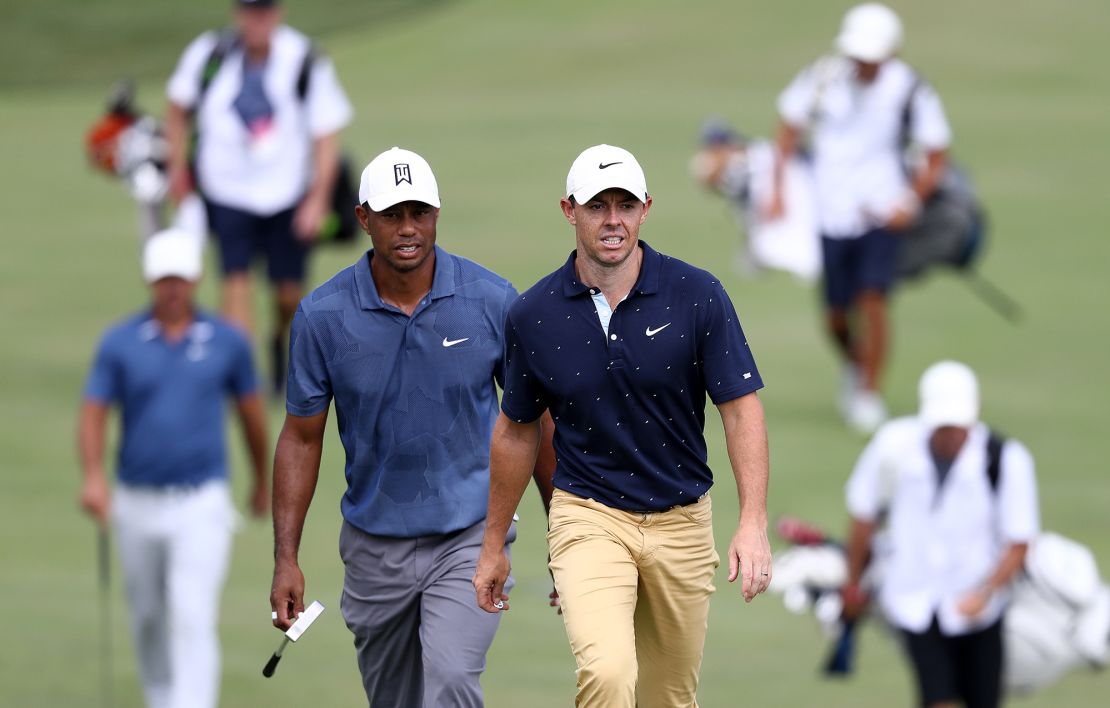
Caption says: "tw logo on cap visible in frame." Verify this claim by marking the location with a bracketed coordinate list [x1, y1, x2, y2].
[394, 164, 412, 186]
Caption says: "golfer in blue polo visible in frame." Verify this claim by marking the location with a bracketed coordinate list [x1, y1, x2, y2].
[474, 144, 773, 707]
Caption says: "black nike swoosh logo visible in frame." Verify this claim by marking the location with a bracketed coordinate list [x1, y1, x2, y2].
[598, 162, 622, 169]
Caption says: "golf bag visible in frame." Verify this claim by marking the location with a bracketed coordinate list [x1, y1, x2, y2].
[896, 158, 986, 280]
[85, 80, 177, 240]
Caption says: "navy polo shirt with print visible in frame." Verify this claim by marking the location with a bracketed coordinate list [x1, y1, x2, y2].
[286, 246, 517, 538]
[501, 241, 763, 512]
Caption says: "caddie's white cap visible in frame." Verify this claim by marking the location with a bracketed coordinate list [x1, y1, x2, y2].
[836, 3, 903, 63]
[565, 144, 648, 204]
[918, 360, 979, 428]
[142, 228, 202, 283]
[358, 147, 441, 212]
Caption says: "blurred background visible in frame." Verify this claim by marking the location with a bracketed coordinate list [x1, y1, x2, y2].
[1, 0, 1107, 705]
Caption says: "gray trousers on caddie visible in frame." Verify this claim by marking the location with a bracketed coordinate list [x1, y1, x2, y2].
[339, 518, 516, 708]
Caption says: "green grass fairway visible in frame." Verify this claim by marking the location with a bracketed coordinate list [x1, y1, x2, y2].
[2, 0, 1108, 705]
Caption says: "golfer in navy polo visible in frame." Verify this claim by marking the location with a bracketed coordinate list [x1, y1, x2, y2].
[269, 147, 552, 707]
[474, 144, 773, 707]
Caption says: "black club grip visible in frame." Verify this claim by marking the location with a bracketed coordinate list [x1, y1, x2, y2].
[262, 652, 282, 678]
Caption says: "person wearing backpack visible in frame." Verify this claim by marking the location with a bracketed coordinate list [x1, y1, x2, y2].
[840, 361, 1040, 708]
[164, 0, 352, 394]
[766, 3, 952, 434]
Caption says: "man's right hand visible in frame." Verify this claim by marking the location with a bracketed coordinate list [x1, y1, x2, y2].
[473, 544, 511, 614]
[270, 559, 306, 631]
[79, 473, 111, 526]
[841, 582, 869, 620]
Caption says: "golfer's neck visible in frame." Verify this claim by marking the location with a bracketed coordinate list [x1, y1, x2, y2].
[154, 306, 196, 341]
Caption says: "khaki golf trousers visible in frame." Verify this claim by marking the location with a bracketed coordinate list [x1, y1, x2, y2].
[548, 489, 719, 708]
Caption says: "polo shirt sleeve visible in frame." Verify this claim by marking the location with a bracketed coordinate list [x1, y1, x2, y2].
[909, 82, 952, 151]
[83, 332, 121, 405]
[492, 284, 519, 391]
[845, 429, 889, 522]
[305, 56, 353, 138]
[777, 63, 819, 129]
[225, 329, 259, 398]
[997, 439, 1040, 543]
[697, 282, 763, 404]
[499, 310, 548, 424]
[285, 306, 332, 417]
[166, 32, 219, 109]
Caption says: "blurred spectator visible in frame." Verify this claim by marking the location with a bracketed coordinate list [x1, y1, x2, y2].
[768, 3, 952, 433]
[164, 0, 352, 394]
[690, 117, 821, 281]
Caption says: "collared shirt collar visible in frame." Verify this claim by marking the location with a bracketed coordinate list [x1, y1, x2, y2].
[355, 245, 456, 311]
[558, 240, 662, 298]
[136, 309, 207, 342]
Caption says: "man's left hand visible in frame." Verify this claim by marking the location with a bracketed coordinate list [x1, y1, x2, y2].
[728, 521, 772, 602]
[293, 192, 329, 243]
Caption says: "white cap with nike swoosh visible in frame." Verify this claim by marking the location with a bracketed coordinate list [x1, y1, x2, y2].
[566, 144, 649, 204]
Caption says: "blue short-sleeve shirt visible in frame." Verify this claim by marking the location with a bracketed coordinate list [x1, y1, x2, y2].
[83, 311, 257, 487]
[501, 241, 763, 512]
[287, 246, 517, 537]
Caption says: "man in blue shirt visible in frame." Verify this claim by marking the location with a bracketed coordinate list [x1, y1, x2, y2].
[473, 145, 772, 707]
[78, 228, 269, 708]
[269, 147, 552, 707]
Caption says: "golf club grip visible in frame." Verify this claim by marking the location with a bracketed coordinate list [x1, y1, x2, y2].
[262, 652, 282, 678]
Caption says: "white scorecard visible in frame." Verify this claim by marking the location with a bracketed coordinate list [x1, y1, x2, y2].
[286, 600, 325, 642]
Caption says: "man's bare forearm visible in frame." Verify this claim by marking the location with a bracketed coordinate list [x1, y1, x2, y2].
[719, 393, 769, 525]
[164, 102, 191, 174]
[308, 132, 340, 202]
[983, 543, 1028, 593]
[272, 415, 326, 562]
[531, 411, 556, 514]
[484, 413, 541, 551]
[77, 401, 109, 479]
[771, 121, 801, 200]
[911, 149, 948, 202]
[845, 517, 876, 586]
[237, 394, 270, 489]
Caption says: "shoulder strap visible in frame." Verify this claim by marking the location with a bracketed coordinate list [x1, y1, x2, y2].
[295, 43, 317, 102]
[807, 55, 840, 129]
[899, 72, 922, 148]
[986, 430, 1005, 492]
[198, 28, 239, 105]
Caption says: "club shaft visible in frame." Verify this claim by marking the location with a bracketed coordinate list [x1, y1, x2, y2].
[98, 527, 113, 708]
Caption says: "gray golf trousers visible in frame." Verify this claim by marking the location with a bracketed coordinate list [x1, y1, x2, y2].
[339, 518, 516, 708]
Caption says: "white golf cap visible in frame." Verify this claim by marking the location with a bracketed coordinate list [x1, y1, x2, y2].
[836, 3, 903, 63]
[918, 360, 979, 428]
[142, 228, 202, 283]
[358, 147, 441, 212]
[565, 144, 648, 204]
